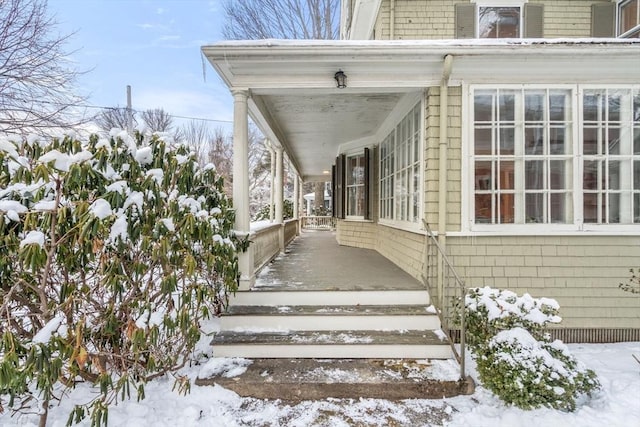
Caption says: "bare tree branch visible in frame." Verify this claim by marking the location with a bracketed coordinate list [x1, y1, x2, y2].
[140, 108, 174, 133]
[0, 0, 89, 135]
[222, 0, 339, 40]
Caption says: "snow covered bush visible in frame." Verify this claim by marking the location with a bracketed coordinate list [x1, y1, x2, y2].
[464, 286, 562, 349]
[0, 131, 240, 425]
[477, 328, 600, 411]
[465, 287, 599, 411]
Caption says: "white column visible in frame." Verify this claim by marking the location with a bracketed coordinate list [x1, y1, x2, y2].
[293, 174, 300, 235]
[275, 145, 284, 224]
[268, 141, 276, 222]
[274, 145, 285, 252]
[232, 89, 254, 289]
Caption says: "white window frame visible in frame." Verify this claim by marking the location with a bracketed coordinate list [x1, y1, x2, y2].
[378, 98, 424, 232]
[345, 150, 367, 220]
[618, 0, 640, 38]
[463, 83, 640, 234]
[473, 0, 526, 39]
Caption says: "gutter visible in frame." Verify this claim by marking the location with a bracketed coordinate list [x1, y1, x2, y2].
[437, 54, 454, 307]
[390, 0, 395, 40]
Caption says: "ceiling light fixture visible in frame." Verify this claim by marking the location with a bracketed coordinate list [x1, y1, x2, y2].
[334, 70, 347, 89]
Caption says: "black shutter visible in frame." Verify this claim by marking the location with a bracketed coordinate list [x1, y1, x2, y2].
[591, 3, 616, 38]
[364, 148, 370, 220]
[524, 3, 544, 38]
[333, 154, 346, 219]
[331, 164, 337, 218]
[455, 3, 477, 39]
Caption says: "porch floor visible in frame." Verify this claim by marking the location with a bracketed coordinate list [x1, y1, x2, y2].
[253, 229, 424, 291]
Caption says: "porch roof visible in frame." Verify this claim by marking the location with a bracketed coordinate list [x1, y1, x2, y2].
[201, 39, 640, 181]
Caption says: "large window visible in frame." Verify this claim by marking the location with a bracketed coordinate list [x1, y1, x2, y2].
[470, 86, 640, 229]
[346, 153, 366, 217]
[619, 0, 640, 38]
[379, 103, 422, 225]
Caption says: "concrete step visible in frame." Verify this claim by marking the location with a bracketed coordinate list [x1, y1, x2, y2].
[195, 358, 474, 401]
[229, 289, 430, 306]
[211, 330, 452, 359]
[220, 305, 441, 331]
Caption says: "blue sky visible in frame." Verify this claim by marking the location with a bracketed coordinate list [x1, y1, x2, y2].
[51, 0, 233, 129]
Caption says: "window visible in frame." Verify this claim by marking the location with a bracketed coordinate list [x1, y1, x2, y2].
[379, 103, 422, 225]
[456, 2, 543, 39]
[346, 153, 366, 217]
[470, 86, 640, 229]
[619, 0, 640, 37]
[479, 7, 521, 38]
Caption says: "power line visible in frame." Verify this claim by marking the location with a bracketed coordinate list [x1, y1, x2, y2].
[80, 103, 234, 124]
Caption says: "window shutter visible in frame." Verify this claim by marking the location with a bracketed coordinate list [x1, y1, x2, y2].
[364, 148, 370, 220]
[331, 164, 337, 218]
[333, 154, 346, 219]
[591, 3, 616, 37]
[455, 3, 477, 39]
[524, 3, 544, 38]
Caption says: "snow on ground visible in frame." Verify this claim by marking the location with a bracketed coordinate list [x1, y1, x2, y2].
[1, 341, 638, 426]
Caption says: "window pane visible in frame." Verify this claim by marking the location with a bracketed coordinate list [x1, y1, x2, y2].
[475, 93, 494, 121]
[549, 93, 568, 122]
[499, 92, 515, 121]
[525, 127, 544, 155]
[475, 161, 492, 190]
[620, 0, 640, 34]
[499, 194, 515, 223]
[499, 127, 515, 155]
[583, 160, 600, 190]
[608, 127, 621, 155]
[583, 127, 599, 155]
[550, 127, 567, 155]
[608, 92, 622, 122]
[475, 128, 493, 155]
[550, 160, 570, 190]
[583, 92, 604, 122]
[550, 193, 571, 223]
[634, 160, 640, 189]
[634, 126, 640, 154]
[609, 193, 621, 223]
[475, 194, 492, 223]
[500, 161, 515, 190]
[526, 193, 544, 223]
[525, 93, 544, 122]
[525, 160, 544, 190]
[479, 7, 520, 38]
[608, 160, 621, 190]
[635, 193, 640, 222]
[583, 193, 599, 223]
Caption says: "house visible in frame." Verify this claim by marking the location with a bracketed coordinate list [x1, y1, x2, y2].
[202, 0, 640, 349]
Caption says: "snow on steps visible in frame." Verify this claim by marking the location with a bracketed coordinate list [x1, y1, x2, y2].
[213, 289, 451, 360]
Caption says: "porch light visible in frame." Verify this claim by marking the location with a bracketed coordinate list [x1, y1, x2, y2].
[334, 70, 347, 89]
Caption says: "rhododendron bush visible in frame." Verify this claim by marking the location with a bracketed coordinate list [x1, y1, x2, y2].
[0, 131, 240, 425]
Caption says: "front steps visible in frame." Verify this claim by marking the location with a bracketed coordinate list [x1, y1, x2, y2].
[212, 289, 452, 359]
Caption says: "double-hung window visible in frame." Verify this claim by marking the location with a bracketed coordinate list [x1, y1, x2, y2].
[478, 5, 521, 38]
[346, 153, 366, 218]
[379, 102, 422, 226]
[470, 85, 640, 230]
[619, 0, 640, 37]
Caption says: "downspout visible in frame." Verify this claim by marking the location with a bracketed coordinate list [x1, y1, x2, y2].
[389, 0, 396, 40]
[437, 54, 453, 309]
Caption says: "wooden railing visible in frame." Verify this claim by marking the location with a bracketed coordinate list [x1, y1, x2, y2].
[422, 220, 467, 381]
[301, 216, 336, 230]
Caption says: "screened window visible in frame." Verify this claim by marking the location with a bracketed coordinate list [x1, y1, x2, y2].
[471, 86, 640, 228]
[379, 103, 422, 224]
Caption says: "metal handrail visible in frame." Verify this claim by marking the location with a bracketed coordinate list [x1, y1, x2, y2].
[422, 219, 467, 381]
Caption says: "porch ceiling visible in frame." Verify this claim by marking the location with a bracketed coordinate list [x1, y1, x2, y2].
[202, 39, 640, 181]
[255, 92, 404, 180]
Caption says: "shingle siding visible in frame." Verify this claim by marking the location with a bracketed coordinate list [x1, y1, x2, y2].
[373, 0, 611, 40]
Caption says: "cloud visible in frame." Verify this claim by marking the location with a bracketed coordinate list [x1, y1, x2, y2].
[156, 7, 165, 15]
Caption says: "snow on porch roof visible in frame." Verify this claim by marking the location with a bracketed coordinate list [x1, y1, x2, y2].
[201, 39, 639, 181]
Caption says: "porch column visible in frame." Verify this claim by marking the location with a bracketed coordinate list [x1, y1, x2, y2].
[267, 140, 276, 222]
[293, 174, 300, 235]
[232, 89, 254, 289]
[274, 144, 285, 252]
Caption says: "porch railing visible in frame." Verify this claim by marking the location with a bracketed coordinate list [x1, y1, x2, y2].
[422, 219, 467, 381]
[301, 215, 336, 230]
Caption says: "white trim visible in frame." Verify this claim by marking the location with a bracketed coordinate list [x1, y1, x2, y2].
[617, 0, 640, 38]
